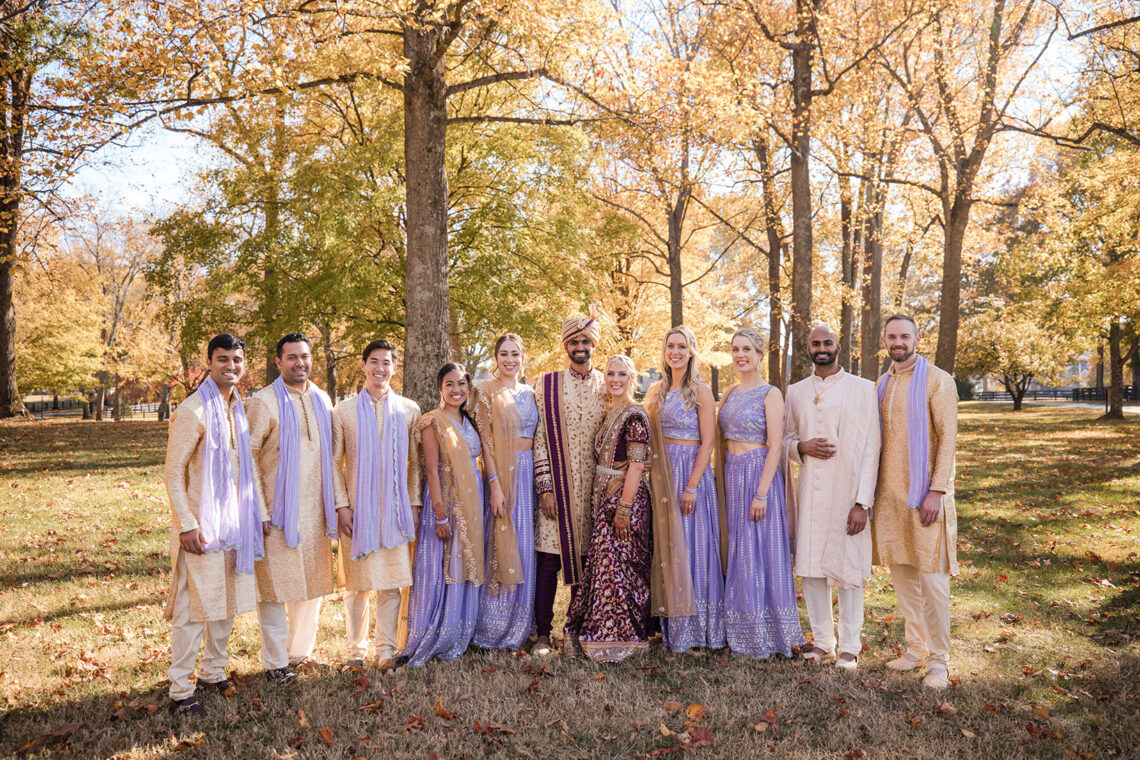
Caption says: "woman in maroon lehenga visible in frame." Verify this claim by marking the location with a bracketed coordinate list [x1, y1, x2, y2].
[565, 355, 653, 663]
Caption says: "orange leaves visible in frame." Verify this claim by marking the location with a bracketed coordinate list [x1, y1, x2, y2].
[318, 727, 335, 745]
[297, 708, 310, 729]
[663, 700, 683, 713]
[433, 697, 454, 720]
[684, 703, 708, 722]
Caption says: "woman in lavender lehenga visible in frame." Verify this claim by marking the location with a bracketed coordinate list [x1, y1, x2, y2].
[646, 326, 726, 653]
[716, 328, 805, 659]
[472, 334, 537, 651]
[400, 363, 485, 667]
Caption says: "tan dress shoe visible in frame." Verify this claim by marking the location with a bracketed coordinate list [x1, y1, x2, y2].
[886, 652, 925, 671]
[922, 667, 949, 689]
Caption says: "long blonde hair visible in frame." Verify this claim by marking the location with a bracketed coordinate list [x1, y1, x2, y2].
[648, 325, 702, 411]
[604, 354, 638, 406]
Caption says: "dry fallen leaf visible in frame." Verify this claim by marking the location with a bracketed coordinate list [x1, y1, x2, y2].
[1032, 706, 1050, 721]
[752, 722, 770, 733]
[685, 703, 708, 722]
[433, 698, 453, 720]
[660, 723, 673, 737]
[937, 701, 958, 715]
[297, 708, 310, 729]
[842, 750, 866, 760]
[318, 728, 334, 746]
[688, 726, 715, 747]
[594, 672, 606, 681]
[906, 714, 923, 728]
[663, 700, 683, 713]
[961, 729, 976, 738]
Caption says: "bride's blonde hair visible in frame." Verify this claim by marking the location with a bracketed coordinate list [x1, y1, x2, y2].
[605, 354, 637, 406]
[648, 325, 702, 411]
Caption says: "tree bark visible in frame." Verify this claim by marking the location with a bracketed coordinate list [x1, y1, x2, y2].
[934, 196, 972, 373]
[0, 62, 31, 418]
[838, 172, 856, 371]
[158, 384, 171, 421]
[754, 134, 784, 389]
[788, 0, 817, 383]
[1104, 320, 1124, 420]
[402, 26, 452, 412]
[667, 186, 689, 328]
[859, 182, 883, 380]
[95, 381, 107, 421]
[1095, 342, 1104, 392]
[112, 377, 122, 421]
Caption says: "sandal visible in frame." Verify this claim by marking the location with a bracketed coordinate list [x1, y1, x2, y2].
[802, 646, 835, 664]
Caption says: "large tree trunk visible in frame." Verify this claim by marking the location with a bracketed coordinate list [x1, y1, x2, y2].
[112, 377, 122, 421]
[317, 320, 338, 400]
[788, 8, 816, 384]
[402, 26, 451, 412]
[158, 384, 171, 421]
[0, 64, 30, 419]
[261, 100, 288, 384]
[1095, 342, 1104, 392]
[95, 381, 107, 421]
[754, 134, 784, 390]
[934, 188, 973, 375]
[1104, 320, 1125, 420]
[838, 173, 856, 370]
[0, 257, 21, 417]
[859, 182, 883, 380]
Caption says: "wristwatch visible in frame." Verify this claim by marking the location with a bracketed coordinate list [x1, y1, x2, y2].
[855, 502, 870, 511]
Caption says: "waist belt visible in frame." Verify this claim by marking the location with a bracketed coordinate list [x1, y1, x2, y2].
[596, 466, 623, 477]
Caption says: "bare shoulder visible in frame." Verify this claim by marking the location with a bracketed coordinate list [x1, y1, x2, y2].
[696, 381, 716, 404]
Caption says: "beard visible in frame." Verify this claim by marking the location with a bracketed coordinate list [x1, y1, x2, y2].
[888, 345, 914, 362]
[568, 348, 592, 364]
[811, 351, 836, 366]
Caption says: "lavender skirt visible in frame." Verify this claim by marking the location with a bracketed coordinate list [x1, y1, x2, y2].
[723, 448, 805, 658]
[661, 444, 727, 652]
[399, 457, 483, 667]
[473, 451, 537, 650]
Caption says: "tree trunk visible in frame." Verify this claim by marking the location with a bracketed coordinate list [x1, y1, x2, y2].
[402, 26, 452, 412]
[838, 173, 855, 370]
[710, 366, 719, 400]
[754, 134, 784, 390]
[859, 183, 883, 380]
[262, 99, 288, 384]
[1095, 342, 1104, 392]
[1104, 320, 1124, 420]
[317, 321, 338, 400]
[1130, 337, 1139, 399]
[158, 384, 171, 421]
[112, 377, 122, 421]
[788, 10, 816, 384]
[52, 392, 58, 410]
[667, 189, 688, 328]
[95, 382, 107, 421]
[934, 195, 972, 374]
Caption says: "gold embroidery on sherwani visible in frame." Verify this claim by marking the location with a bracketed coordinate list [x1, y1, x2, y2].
[870, 361, 959, 575]
[533, 368, 607, 557]
[332, 392, 422, 592]
[163, 391, 259, 622]
[247, 382, 336, 604]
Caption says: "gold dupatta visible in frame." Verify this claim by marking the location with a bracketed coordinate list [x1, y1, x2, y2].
[645, 397, 697, 618]
[471, 379, 525, 595]
[711, 384, 736, 569]
[416, 409, 485, 585]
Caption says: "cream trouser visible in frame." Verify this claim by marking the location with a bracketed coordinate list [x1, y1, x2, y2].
[258, 597, 323, 669]
[168, 555, 234, 700]
[802, 576, 864, 656]
[344, 589, 402, 661]
[890, 563, 951, 670]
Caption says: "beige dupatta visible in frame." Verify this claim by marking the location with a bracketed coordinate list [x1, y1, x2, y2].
[416, 409, 485, 585]
[645, 396, 697, 618]
[471, 379, 526, 595]
[711, 384, 736, 569]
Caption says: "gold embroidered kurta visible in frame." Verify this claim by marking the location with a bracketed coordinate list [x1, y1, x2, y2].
[783, 369, 881, 589]
[533, 367, 608, 556]
[247, 382, 336, 604]
[163, 391, 264, 622]
[870, 361, 959, 575]
[332, 392, 422, 592]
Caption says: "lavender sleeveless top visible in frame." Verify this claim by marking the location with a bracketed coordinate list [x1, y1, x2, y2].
[461, 416, 482, 458]
[514, 385, 538, 438]
[661, 390, 701, 439]
[718, 385, 771, 443]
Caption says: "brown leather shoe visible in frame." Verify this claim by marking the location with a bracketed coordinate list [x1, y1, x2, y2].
[376, 657, 397, 674]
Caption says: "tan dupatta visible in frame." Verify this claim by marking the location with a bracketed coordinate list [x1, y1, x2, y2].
[416, 409, 485, 585]
[471, 379, 525, 595]
[711, 384, 736, 570]
[645, 397, 697, 618]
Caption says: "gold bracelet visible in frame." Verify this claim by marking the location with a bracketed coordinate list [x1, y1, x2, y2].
[615, 501, 633, 522]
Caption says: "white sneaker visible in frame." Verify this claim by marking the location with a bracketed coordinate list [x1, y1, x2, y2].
[835, 654, 858, 670]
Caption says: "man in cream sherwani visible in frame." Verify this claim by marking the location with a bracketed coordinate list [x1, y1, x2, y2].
[784, 325, 880, 670]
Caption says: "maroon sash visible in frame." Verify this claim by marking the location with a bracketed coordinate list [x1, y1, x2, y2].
[542, 370, 584, 585]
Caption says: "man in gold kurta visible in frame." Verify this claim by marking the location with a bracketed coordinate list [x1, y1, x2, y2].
[247, 334, 337, 681]
[164, 333, 266, 715]
[784, 326, 880, 670]
[332, 340, 421, 671]
[871, 315, 959, 689]
[532, 314, 608, 655]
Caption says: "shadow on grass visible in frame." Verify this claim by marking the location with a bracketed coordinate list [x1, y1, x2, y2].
[1, 644, 1136, 759]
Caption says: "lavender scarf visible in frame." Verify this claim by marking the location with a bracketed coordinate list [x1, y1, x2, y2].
[878, 355, 930, 509]
[197, 376, 264, 573]
[271, 376, 337, 547]
[352, 389, 414, 559]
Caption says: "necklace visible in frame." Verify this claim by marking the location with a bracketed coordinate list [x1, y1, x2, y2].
[811, 372, 842, 405]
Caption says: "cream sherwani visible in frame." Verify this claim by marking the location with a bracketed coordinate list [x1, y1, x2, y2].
[533, 367, 607, 556]
[871, 359, 958, 670]
[784, 368, 880, 657]
[247, 381, 336, 668]
[332, 390, 421, 661]
[163, 389, 264, 699]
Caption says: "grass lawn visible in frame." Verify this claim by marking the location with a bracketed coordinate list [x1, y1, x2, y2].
[0, 403, 1137, 759]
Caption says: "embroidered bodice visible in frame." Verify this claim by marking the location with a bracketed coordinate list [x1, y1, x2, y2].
[514, 385, 538, 438]
[661, 390, 700, 440]
[460, 415, 482, 458]
[718, 385, 771, 443]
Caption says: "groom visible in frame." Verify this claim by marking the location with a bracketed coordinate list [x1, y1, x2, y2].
[531, 314, 608, 655]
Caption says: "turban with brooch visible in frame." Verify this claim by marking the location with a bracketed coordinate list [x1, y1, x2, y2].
[561, 314, 600, 345]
